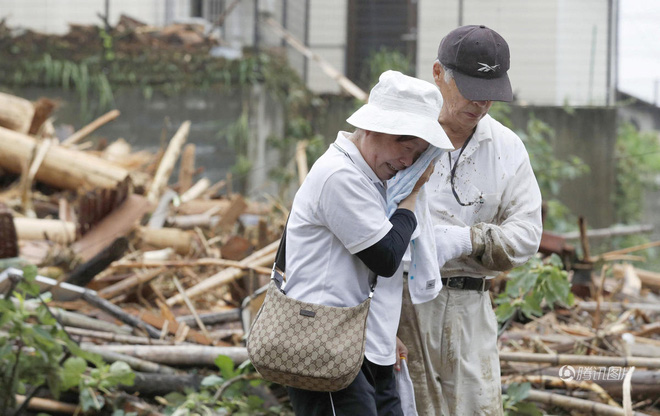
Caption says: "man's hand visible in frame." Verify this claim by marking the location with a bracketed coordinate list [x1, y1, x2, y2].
[435, 225, 473, 265]
[395, 336, 408, 371]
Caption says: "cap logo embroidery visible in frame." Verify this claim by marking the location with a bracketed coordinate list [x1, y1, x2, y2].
[477, 62, 500, 73]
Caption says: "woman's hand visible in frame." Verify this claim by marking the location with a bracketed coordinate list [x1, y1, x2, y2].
[412, 162, 435, 193]
[395, 336, 408, 371]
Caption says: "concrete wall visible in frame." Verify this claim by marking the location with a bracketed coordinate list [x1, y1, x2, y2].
[507, 106, 617, 228]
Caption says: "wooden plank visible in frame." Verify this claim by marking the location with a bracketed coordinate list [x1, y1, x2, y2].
[71, 194, 152, 262]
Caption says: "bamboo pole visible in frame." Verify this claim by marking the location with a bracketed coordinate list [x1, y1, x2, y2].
[86, 345, 249, 366]
[64, 326, 173, 345]
[81, 344, 180, 374]
[172, 276, 212, 340]
[52, 308, 132, 334]
[166, 240, 279, 306]
[61, 109, 120, 146]
[147, 121, 191, 204]
[520, 388, 646, 416]
[504, 375, 619, 407]
[499, 352, 660, 368]
[578, 301, 660, 313]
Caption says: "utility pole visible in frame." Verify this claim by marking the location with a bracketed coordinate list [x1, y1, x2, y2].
[655, 79, 660, 107]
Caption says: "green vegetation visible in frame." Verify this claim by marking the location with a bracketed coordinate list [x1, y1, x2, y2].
[613, 122, 660, 224]
[503, 383, 542, 416]
[494, 254, 574, 325]
[0, 265, 135, 414]
[161, 355, 292, 416]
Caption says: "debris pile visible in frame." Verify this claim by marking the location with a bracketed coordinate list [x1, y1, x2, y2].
[0, 90, 288, 414]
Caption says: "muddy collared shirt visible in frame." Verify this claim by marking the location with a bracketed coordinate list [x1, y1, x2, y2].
[427, 114, 543, 277]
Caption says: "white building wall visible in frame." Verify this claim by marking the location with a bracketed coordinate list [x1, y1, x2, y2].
[417, 0, 613, 106]
[305, 0, 347, 94]
[0, 0, 191, 34]
[556, 0, 610, 106]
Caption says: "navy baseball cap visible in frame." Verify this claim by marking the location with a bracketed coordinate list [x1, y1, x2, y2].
[437, 25, 513, 102]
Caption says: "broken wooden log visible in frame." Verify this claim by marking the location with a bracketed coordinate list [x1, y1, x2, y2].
[137, 226, 194, 255]
[0, 125, 129, 190]
[613, 264, 660, 291]
[65, 237, 128, 287]
[180, 177, 211, 203]
[109, 258, 271, 275]
[81, 344, 179, 374]
[123, 371, 203, 396]
[0, 92, 35, 134]
[52, 308, 132, 334]
[147, 120, 191, 204]
[98, 267, 165, 300]
[86, 345, 249, 366]
[71, 194, 152, 262]
[176, 309, 241, 328]
[499, 352, 660, 368]
[61, 109, 121, 147]
[14, 395, 78, 415]
[81, 290, 161, 339]
[178, 143, 196, 193]
[166, 240, 278, 305]
[577, 301, 660, 313]
[13, 217, 76, 243]
[64, 326, 173, 345]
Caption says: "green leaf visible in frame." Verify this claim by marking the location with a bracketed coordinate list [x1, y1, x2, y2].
[245, 394, 264, 409]
[214, 355, 236, 379]
[513, 401, 543, 416]
[201, 375, 224, 387]
[62, 356, 87, 391]
[506, 382, 531, 405]
[105, 361, 135, 386]
[495, 303, 515, 324]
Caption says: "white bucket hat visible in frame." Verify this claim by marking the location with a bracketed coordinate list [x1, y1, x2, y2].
[346, 70, 453, 150]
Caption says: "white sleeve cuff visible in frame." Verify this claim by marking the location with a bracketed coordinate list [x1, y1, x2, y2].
[455, 226, 473, 256]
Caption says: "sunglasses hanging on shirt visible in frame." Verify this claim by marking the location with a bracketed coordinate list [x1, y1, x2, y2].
[448, 133, 485, 207]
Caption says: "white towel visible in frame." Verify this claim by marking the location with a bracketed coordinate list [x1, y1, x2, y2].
[386, 147, 443, 304]
[396, 359, 419, 416]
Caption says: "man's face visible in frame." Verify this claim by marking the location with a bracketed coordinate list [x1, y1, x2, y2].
[360, 132, 429, 181]
[433, 62, 493, 131]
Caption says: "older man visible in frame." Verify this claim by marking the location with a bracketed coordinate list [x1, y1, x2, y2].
[398, 25, 543, 415]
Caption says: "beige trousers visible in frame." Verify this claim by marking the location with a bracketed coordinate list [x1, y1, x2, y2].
[398, 282, 503, 416]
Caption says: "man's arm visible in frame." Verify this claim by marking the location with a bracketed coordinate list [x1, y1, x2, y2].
[469, 156, 543, 271]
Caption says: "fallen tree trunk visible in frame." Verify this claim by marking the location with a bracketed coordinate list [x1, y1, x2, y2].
[85, 345, 249, 366]
[137, 226, 194, 254]
[0, 125, 129, 190]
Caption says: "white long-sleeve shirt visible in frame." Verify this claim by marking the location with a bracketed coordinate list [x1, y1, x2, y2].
[427, 114, 543, 277]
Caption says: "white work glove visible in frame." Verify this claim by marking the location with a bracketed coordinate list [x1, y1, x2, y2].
[434, 225, 472, 266]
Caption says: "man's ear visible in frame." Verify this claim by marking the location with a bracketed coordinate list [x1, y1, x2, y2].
[432, 61, 443, 85]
